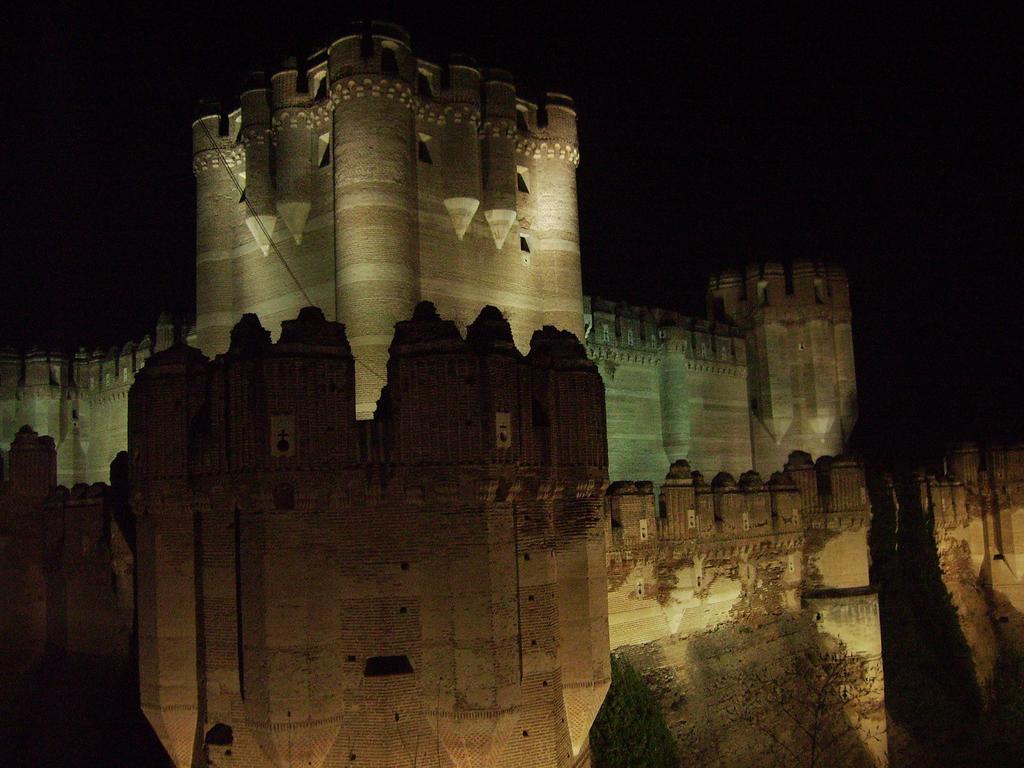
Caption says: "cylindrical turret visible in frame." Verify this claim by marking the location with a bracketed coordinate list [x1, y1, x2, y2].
[791, 259, 818, 304]
[330, 27, 420, 417]
[532, 93, 585, 339]
[439, 56, 482, 240]
[762, 261, 786, 306]
[481, 71, 518, 250]
[948, 442, 981, 487]
[193, 106, 242, 356]
[784, 450, 820, 515]
[271, 64, 314, 245]
[240, 78, 277, 257]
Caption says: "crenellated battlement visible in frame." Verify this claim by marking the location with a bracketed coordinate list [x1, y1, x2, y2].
[585, 295, 746, 368]
[132, 303, 607, 481]
[707, 259, 851, 325]
[602, 448, 884, 765]
[0, 315, 181, 399]
[606, 451, 870, 557]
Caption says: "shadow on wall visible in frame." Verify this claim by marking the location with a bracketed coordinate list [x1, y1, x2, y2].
[596, 608, 880, 766]
[865, 468, 1024, 767]
[4, 647, 168, 768]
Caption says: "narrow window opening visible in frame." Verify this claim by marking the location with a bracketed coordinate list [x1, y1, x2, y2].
[313, 75, 327, 101]
[317, 133, 331, 168]
[418, 140, 432, 164]
[417, 72, 433, 98]
[757, 280, 768, 306]
[381, 49, 399, 76]
[516, 166, 530, 193]
[520, 236, 530, 253]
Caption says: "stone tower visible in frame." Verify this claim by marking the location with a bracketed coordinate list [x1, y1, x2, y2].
[707, 260, 857, 472]
[130, 304, 609, 768]
[193, 21, 585, 418]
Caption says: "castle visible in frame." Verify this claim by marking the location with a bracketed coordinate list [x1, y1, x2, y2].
[0, 20, 909, 768]
[0, 21, 855, 488]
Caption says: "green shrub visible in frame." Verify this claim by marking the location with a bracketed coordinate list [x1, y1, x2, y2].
[590, 653, 678, 768]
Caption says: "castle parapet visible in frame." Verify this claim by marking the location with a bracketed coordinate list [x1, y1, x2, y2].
[708, 259, 851, 324]
[607, 457, 806, 556]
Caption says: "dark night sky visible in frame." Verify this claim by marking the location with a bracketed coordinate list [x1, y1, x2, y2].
[2, 3, 1021, 462]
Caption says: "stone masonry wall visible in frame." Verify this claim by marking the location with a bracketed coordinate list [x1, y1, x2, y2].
[604, 453, 887, 766]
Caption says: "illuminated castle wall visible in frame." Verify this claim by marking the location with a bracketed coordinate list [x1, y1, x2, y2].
[0, 22, 856, 504]
[919, 442, 1024, 683]
[603, 452, 887, 765]
[193, 21, 582, 419]
[130, 304, 609, 768]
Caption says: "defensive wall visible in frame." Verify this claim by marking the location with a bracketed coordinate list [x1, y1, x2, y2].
[916, 442, 1024, 694]
[603, 451, 887, 766]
